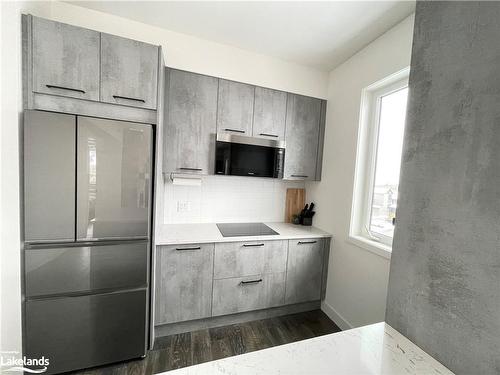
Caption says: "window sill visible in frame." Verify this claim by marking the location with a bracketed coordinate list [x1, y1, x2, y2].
[347, 235, 392, 260]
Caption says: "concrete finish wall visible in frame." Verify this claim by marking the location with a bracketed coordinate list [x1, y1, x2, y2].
[386, 2, 500, 374]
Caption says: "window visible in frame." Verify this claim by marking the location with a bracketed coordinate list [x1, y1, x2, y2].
[350, 69, 409, 253]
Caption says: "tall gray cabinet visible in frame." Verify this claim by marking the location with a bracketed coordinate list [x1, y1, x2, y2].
[284, 94, 325, 181]
[163, 69, 218, 174]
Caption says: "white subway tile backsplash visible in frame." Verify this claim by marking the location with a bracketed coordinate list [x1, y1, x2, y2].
[163, 175, 305, 224]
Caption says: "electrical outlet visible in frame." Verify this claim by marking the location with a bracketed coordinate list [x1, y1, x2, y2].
[177, 201, 191, 212]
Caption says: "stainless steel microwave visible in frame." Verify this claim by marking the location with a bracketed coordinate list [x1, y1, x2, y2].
[215, 133, 285, 178]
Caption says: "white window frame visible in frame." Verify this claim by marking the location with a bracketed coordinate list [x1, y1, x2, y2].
[349, 68, 409, 258]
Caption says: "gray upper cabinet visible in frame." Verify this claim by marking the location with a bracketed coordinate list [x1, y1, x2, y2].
[32, 16, 99, 101]
[164, 69, 218, 174]
[284, 94, 323, 181]
[252, 87, 287, 141]
[100, 34, 159, 109]
[285, 239, 324, 305]
[155, 243, 214, 325]
[24, 111, 76, 243]
[217, 79, 254, 135]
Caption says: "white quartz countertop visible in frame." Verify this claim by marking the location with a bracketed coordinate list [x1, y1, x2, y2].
[162, 322, 453, 375]
[155, 222, 332, 245]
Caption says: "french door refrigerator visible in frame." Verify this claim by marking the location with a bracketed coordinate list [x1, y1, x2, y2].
[23, 110, 153, 374]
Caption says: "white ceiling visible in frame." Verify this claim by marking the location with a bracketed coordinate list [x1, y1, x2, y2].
[68, 1, 415, 71]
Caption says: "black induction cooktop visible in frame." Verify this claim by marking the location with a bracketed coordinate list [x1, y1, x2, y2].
[216, 223, 279, 237]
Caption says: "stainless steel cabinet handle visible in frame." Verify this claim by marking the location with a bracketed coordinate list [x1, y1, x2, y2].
[175, 246, 201, 251]
[224, 128, 245, 133]
[243, 243, 265, 247]
[46, 84, 85, 94]
[112, 95, 146, 103]
[298, 240, 317, 245]
[291, 174, 308, 178]
[259, 133, 278, 138]
[179, 167, 202, 171]
[240, 279, 263, 285]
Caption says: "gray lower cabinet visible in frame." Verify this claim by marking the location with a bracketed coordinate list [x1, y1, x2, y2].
[284, 94, 324, 181]
[31, 16, 100, 101]
[252, 87, 287, 141]
[212, 273, 286, 316]
[285, 239, 324, 304]
[100, 33, 159, 109]
[214, 240, 287, 279]
[155, 243, 214, 324]
[217, 79, 255, 135]
[164, 69, 218, 174]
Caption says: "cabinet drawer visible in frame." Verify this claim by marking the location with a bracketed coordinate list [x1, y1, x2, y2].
[25, 289, 146, 374]
[214, 240, 287, 279]
[285, 238, 324, 304]
[155, 243, 214, 324]
[25, 242, 147, 297]
[212, 273, 285, 316]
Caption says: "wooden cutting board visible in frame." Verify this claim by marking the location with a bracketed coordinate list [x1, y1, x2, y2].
[285, 188, 305, 223]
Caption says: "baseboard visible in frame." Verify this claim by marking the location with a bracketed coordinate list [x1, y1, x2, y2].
[155, 301, 320, 338]
[320, 301, 353, 330]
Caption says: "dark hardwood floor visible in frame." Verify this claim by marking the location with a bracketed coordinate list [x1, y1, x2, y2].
[73, 310, 340, 375]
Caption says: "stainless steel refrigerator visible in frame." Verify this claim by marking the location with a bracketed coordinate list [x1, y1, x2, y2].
[23, 110, 153, 374]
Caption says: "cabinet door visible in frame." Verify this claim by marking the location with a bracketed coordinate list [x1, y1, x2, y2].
[284, 94, 322, 180]
[285, 239, 324, 304]
[155, 244, 214, 324]
[164, 69, 218, 174]
[253, 87, 287, 141]
[24, 111, 76, 243]
[217, 79, 254, 135]
[32, 16, 99, 101]
[100, 34, 158, 109]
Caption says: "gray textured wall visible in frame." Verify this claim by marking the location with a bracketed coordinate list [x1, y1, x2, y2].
[386, 2, 500, 374]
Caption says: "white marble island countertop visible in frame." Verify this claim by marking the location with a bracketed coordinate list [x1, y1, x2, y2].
[162, 322, 453, 375]
[155, 222, 332, 246]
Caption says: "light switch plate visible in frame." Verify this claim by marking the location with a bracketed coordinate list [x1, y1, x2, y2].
[177, 201, 192, 212]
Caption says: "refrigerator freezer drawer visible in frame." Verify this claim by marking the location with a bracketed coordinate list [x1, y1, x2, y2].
[25, 289, 147, 374]
[25, 242, 147, 297]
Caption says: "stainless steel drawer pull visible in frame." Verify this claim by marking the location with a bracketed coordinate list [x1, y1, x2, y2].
[298, 240, 317, 245]
[46, 84, 85, 94]
[240, 279, 263, 285]
[259, 133, 278, 138]
[243, 243, 265, 247]
[112, 95, 146, 103]
[291, 174, 308, 178]
[179, 167, 202, 171]
[224, 128, 245, 133]
[175, 246, 201, 251]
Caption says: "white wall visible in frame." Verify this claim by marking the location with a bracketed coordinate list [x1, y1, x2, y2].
[164, 176, 304, 224]
[306, 14, 415, 329]
[48, 1, 329, 99]
[0, 0, 328, 355]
